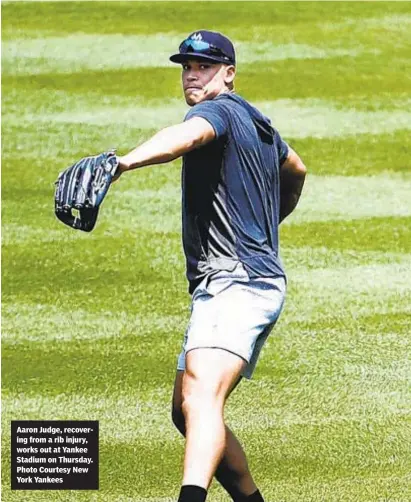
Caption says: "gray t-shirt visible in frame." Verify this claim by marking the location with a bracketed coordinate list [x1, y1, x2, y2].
[182, 93, 289, 293]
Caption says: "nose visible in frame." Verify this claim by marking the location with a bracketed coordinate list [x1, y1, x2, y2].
[186, 72, 198, 82]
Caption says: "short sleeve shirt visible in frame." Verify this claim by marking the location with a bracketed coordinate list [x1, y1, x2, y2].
[182, 93, 289, 293]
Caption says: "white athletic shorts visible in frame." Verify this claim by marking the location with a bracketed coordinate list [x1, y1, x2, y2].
[177, 263, 286, 379]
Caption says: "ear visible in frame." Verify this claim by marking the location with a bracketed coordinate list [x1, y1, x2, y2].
[224, 65, 236, 85]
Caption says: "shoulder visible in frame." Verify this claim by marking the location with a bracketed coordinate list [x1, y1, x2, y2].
[185, 96, 237, 138]
[185, 95, 230, 120]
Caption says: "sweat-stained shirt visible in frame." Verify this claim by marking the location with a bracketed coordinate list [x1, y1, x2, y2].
[182, 93, 289, 294]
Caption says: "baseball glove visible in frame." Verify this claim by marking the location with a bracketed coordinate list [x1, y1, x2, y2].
[54, 150, 119, 232]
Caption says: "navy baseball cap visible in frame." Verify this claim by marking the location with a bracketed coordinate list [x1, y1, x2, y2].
[170, 30, 236, 66]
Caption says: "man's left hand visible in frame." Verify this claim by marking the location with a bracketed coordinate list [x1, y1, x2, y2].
[54, 151, 118, 232]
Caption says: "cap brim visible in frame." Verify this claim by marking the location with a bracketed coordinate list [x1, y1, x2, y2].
[169, 53, 234, 65]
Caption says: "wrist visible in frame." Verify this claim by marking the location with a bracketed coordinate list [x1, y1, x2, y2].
[116, 156, 130, 174]
[117, 155, 144, 173]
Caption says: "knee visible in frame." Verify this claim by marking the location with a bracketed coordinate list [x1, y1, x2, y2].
[181, 378, 223, 419]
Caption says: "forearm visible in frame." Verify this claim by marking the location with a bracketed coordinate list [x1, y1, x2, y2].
[279, 174, 305, 222]
[118, 126, 187, 172]
[117, 118, 214, 174]
[279, 149, 307, 223]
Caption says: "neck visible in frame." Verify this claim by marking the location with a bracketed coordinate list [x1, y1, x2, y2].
[218, 87, 235, 96]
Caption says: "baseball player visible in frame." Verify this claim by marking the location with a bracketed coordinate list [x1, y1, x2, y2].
[55, 30, 306, 502]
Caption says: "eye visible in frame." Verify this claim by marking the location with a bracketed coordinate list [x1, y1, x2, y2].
[182, 64, 190, 71]
[200, 64, 210, 70]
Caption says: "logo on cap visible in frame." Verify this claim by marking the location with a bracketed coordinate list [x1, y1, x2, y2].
[191, 33, 203, 41]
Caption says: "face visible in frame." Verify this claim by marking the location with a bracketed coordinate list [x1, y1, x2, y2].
[181, 59, 235, 106]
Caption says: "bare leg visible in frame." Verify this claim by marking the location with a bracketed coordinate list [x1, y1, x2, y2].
[181, 348, 244, 488]
[172, 350, 258, 494]
[215, 428, 258, 497]
[172, 370, 257, 497]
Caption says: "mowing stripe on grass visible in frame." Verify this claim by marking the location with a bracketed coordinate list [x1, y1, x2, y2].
[1, 223, 88, 245]
[3, 1, 411, 38]
[2, 392, 175, 442]
[291, 130, 411, 176]
[280, 216, 411, 253]
[3, 126, 410, 179]
[283, 267, 411, 325]
[282, 247, 411, 270]
[103, 174, 411, 234]
[256, 100, 411, 138]
[281, 289, 411, 326]
[1, 302, 185, 344]
[9, 96, 411, 138]
[288, 174, 411, 223]
[2, 34, 373, 75]
[323, 13, 411, 32]
[2, 381, 409, 445]
[5, 61, 411, 103]
[293, 263, 411, 293]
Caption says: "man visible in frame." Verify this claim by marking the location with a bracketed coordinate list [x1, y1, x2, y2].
[116, 30, 306, 502]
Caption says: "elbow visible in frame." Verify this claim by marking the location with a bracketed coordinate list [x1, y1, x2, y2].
[190, 135, 205, 151]
[173, 134, 202, 156]
[285, 148, 307, 178]
[284, 159, 306, 181]
[179, 126, 206, 152]
[292, 153, 307, 178]
[297, 160, 307, 178]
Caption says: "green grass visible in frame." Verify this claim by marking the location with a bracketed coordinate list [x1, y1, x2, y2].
[2, 1, 411, 501]
[3, 2, 411, 38]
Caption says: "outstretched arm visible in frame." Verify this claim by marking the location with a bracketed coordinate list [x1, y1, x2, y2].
[279, 147, 307, 223]
[116, 117, 215, 175]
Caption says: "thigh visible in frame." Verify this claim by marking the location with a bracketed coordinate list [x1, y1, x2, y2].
[183, 348, 246, 403]
[172, 366, 242, 427]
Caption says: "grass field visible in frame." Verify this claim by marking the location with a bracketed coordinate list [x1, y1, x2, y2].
[2, 1, 411, 501]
